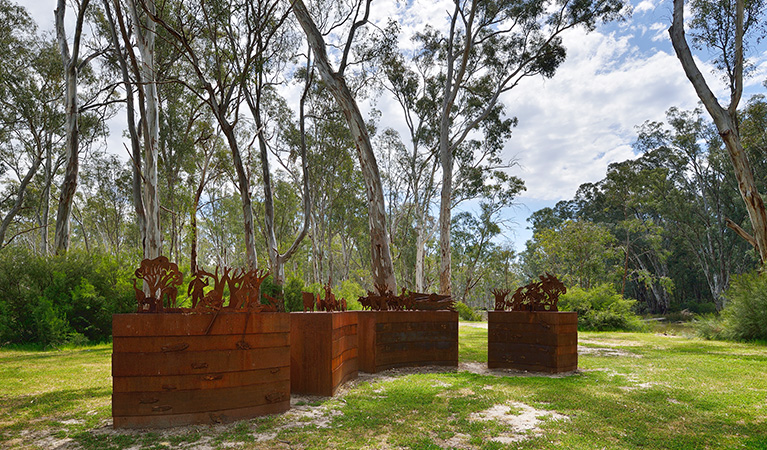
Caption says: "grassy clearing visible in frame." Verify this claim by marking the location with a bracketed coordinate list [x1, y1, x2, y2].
[1, 323, 766, 449]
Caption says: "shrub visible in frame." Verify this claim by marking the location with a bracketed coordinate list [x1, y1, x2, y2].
[336, 280, 365, 310]
[0, 248, 134, 346]
[720, 271, 767, 341]
[455, 301, 482, 321]
[559, 284, 646, 331]
[284, 277, 305, 312]
[694, 314, 727, 340]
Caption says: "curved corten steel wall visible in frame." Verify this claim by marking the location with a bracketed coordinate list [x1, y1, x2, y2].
[358, 311, 458, 373]
[112, 312, 290, 428]
[290, 312, 358, 396]
[488, 311, 577, 373]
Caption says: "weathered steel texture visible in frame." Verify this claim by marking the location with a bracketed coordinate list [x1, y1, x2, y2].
[290, 312, 358, 396]
[358, 284, 455, 312]
[487, 311, 578, 373]
[495, 274, 566, 312]
[315, 281, 348, 312]
[192, 266, 272, 312]
[112, 312, 290, 428]
[301, 291, 315, 312]
[134, 256, 184, 312]
[357, 311, 458, 373]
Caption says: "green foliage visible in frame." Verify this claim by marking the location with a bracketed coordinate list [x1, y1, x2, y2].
[454, 301, 482, 321]
[336, 280, 365, 310]
[693, 314, 727, 340]
[525, 220, 619, 289]
[259, 275, 283, 307]
[283, 277, 304, 312]
[719, 271, 767, 341]
[559, 284, 645, 331]
[0, 249, 134, 346]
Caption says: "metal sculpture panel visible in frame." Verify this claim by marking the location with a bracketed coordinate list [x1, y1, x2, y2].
[493, 273, 566, 312]
[134, 256, 183, 312]
[314, 280, 348, 312]
[357, 284, 455, 311]
[132, 258, 273, 314]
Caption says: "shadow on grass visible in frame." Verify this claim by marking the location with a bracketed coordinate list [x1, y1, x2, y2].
[1, 386, 111, 422]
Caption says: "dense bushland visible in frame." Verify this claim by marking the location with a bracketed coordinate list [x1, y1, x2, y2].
[0, 250, 135, 347]
[695, 271, 767, 342]
[559, 284, 646, 332]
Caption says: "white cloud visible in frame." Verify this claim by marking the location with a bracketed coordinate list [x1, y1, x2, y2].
[499, 27, 703, 201]
[635, 0, 656, 14]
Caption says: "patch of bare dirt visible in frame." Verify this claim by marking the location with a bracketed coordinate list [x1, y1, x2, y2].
[578, 346, 641, 358]
[470, 401, 568, 443]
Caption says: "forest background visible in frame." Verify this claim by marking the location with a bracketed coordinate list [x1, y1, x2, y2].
[0, 0, 766, 346]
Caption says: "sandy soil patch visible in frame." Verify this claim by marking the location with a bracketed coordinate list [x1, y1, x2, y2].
[578, 346, 641, 358]
[470, 401, 568, 443]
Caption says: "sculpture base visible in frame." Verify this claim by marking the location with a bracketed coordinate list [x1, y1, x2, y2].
[357, 310, 458, 373]
[487, 311, 577, 373]
[112, 312, 290, 428]
[290, 312, 358, 396]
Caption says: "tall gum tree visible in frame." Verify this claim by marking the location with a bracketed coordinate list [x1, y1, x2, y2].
[53, 0, 91, 254]
[144, 0, 286, 270]
[428, 0, 625, 294]
[292, 0, 397, 293]
[669, 0, 767, 263]
[241, 0, 309, 294]
[128, 0, 162, 259]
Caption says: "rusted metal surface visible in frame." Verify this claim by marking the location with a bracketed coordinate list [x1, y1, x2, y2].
[134, 256, 184, 312]
[132, 257, 274, 314]
[313, 281, 348, 312]
[290, 312, 358, 396]
[301, 291, 315, 312]
[358, 284, 455, 311]
[112, 312, 290, 428]
[487, 311, 577, 373]
[493, 273, 566, 312]
[357, 311, 458, 373]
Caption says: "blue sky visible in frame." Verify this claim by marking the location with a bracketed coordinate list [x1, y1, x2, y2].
[22, 0, 767, 254]
[369, 0, 767, 253]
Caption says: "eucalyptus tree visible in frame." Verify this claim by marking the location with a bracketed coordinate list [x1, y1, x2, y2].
[144, 0, 292, 270]
[240, 0, 308, 290]
[669, 0, 767, 262]
[101, 0, 146, 253]
[373, 27, 442, 292]
[292, 0, 397, 293]
[420, 0, 625, 295]
[525, 220, 619, 290]
[0, 2, 65, 250]
[189, 124, 225, 274]
[634, 107, 757, 309]
[77, 152, 133, 256]
[299, 83, 368, 284]
[53, 0, 92, 254]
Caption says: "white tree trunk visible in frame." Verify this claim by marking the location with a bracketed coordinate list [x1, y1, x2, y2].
[669, 0, 767, 263]
[129, 0, 162, 259]
[292, 0, 396, 292]
[53, 0, 89, 254]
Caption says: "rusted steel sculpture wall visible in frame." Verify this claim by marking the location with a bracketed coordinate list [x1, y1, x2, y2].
[488, 274, 576, 373]
[357, 311, 458, 373]
[487, 311, 577, 373]
[112, 312, 291, 428]
[290, 312, 358, 396]
[113, 257, 290, 428]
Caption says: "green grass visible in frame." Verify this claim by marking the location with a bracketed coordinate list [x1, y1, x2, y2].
[1, 325, 766, 449]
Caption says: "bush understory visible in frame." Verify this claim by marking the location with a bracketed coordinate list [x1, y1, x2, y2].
[559, 283, 646, 332]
